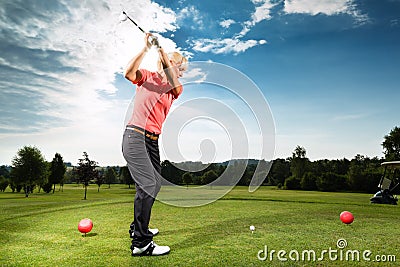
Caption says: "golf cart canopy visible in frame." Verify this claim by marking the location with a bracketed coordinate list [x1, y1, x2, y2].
[381, 161, 400, 168]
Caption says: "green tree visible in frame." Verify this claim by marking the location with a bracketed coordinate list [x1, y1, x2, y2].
[161, 160, 174, 182]
[0, 176, 9, 192]
[290, 145, 309, 179]
[284, 175, 301, 190]
[0, 165, 11, 192]
[300, 172, 317, 191]
[42, 182, 53, 193]
[59, 172, 66, 192]
[268, 159, 290, 186]
[0, 166, 10, 178]
[39, 162, 52, 193]
[104, 167, 118, 188]
[332, 158, 351, 175]
[316, 172, 347, 192]
[161, 160, 185, 184]
[95, 171, 105, 192]
[161, 160, 184, 185]
[75, 152, 98, 200]
[11, 146, 47, 197]
[182, 172, 193, 188]
[238, 163, 254, 186]
[64, 168, 76, 184]
[49, 153, 67, 193]
[347, 154, 371, 191]
[120, 166, 133, 188]
[363, 168, 382, 193]
[285, 146, 309, 189]
[347, 155, 381, 193]
[201, 170, 218, 188]
[382, 126, 400, 160]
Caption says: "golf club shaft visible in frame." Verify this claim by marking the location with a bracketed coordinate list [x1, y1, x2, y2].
[123, 11, 145, 33]
[122, 11, 160, 48]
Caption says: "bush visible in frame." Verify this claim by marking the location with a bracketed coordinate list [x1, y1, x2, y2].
[347, 165, 364, 191]
[316, 172, 347, 192]
[42, 183, 53, 193]
[300, 172, 317, 191]
[284, 176, 301, 190]
[363, 171, 382, 193]
[16, 184, 22, 193]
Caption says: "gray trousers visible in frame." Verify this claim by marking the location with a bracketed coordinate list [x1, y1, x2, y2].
[122, 128, 162, 248]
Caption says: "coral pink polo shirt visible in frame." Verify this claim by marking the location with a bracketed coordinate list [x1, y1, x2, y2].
[127, 69, 181, 134]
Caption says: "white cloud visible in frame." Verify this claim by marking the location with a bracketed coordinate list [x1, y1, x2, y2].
[181, 67, 208, 84]
[0, 0, 182, 165]
[177, 5, 204, 30]
[196, 0, 367, 55]
[192, 38, 260, 54]
[190, 1, 275, 55]
[220, 19, 235, 28]
[236, 0, 277, 38]
[251, 0, 275, 24]
[332, 113, 366, 121]
[284, 0, 348, 15]
[283, 0, 369, 23]
[192, 0, 273, 54]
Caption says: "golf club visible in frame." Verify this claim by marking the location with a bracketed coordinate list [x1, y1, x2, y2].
[120, 11, 145, 34]
[119, 11, 160, 48]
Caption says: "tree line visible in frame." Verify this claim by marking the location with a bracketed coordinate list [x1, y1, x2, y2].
[0, 147, 67, 197]
[1, 126, 399, 197]
[0, 149, 128, 199]
[269, 126, 399, 193]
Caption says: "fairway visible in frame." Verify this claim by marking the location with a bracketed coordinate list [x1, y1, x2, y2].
[1, 185, 399, 266]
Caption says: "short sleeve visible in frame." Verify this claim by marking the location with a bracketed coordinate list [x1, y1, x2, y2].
[134, 69, 151, 87]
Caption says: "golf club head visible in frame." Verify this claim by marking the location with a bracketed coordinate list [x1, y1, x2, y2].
[119, 12, 128, 22]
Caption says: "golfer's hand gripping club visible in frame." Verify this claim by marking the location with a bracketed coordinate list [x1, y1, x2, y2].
[150, 36, 161, 49]
[144, 33, 161, 51]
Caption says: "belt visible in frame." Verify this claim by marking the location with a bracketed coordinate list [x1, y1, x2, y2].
[126, 126, 159, 141]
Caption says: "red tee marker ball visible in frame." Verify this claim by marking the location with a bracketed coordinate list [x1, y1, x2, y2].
[78, 218, 93, 234]
[340, 211, 354, 224]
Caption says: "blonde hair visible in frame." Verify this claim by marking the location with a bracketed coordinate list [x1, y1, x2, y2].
[158, 52, 188, 71]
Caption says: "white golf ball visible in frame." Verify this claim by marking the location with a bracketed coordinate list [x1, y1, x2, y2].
[250, 225, 255, 231]
[119, 13, 127, 22]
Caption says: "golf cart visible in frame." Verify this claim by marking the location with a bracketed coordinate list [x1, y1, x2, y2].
[370, 161, 400, 205]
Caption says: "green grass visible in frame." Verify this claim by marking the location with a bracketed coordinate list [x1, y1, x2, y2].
[1, 185, 399, 266]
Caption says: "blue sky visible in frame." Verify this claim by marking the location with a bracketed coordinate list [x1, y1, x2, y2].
[0, 0, 399, 165]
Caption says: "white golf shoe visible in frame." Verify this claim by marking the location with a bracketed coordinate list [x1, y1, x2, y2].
[149, 228, 159, 236]
[131, 241, 170, 256]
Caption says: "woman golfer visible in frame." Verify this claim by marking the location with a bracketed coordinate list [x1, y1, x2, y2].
[122, 33, 187, 256]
